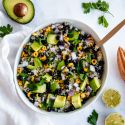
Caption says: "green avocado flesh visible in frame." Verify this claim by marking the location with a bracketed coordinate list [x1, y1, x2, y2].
[3, 0, 35, 24]
[53, 95, 66, 108]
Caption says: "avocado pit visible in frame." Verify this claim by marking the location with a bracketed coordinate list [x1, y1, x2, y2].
[14, 3, 28, 17]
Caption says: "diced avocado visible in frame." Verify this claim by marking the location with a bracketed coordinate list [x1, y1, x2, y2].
[42, 73, 52, 82]
[3, 0, 35, 24]
[31, 41, 42, 51]
[46, 94, 55, 107]
[69, 31, 79, 41]
[50, 81, 60, 92]
[27, 58, 42, 70]
[47, 94, 54, 104]
[28, 83, 46, 93]
[27, 65, 35, 70]
[90, 77, 101, 92]
[47, 34, 58, 45]
[72, 94, 82, 108]
[53, 95, 66, 108]
[80, 76, 89, 91]
[57, 60, 65, 70]
[34, 58, 42, 68]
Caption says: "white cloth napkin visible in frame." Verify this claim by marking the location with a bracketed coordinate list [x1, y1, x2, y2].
[0, 11, 53, 125]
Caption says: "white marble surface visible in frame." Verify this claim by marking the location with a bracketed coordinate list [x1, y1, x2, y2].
[0, 0, 125, 125]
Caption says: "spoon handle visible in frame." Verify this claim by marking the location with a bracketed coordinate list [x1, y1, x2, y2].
[96, 19, 125, 47]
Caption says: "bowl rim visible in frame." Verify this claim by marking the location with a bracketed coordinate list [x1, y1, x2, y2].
[14, 18, 108, 116]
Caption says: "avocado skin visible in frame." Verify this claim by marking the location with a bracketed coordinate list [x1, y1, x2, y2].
[2, 0, 35, 24]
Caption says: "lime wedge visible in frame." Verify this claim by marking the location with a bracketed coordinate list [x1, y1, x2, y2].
[102, 89, 121, 108]
[105, 113, 125, 125]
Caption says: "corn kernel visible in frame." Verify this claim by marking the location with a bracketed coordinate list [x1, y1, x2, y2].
[83, 67, 88, 72]
[46, 26, 51, 33]
[63, 67, 68, 73]
[41, 55, 47, 61]
[63, 55, 66, 60]
[88, 42, 93, 47]
[56, 80, 60, 84]
[67, 96, 71, 101]
[59, 80, 63, 84]
[68, 63, 74, 67]
[91, 59, 97, 65]
[32, 32, 38, 36]
[76, 78, 81, 84]
[21, 52, 25, 57]
[18, 80, 22, 86]
[80, 93, 86, 99]
[17, 67, 23, 74]
[32, 51, 38, 57]
[41, 46, 47, 51]
[64, 36, 69, 42]
[85, 92, 90, 97]
[27, 92, 31, 98]
[77, 46, 82, 51]
[38, 103, 42, 108]
[44, 64, 48, 69]
[31, 76, 34, 81]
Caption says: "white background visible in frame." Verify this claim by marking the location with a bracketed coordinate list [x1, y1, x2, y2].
[0, 0, 125, 125]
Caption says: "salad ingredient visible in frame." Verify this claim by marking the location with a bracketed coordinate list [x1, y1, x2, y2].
[87, 109, 98, 125]
[90, 77, 101, 92]
[82, 0, 113, 28]
[105, 113, 125, 125]
[57, 61, 65, 70]
[102, 89, 121, 108]
[47, 34, 58, 45]
[50, 81, 60, 92]
[31, 41, 42, 51]
[0, 24, 13, 38]
[72, 94, 82, 108]
[53, 95, 66, 108]
[3, 0, 35, 24]
[80, 76, 89, 91]
[117, 47, 125, 80]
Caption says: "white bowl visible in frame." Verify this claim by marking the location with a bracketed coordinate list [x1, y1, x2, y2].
[14, 19, 108, 116]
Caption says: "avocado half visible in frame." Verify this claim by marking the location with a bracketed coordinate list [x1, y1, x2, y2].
[3, 0, 35, 24]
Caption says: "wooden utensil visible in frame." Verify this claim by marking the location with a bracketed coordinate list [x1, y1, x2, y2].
[96, 19, 125, 47]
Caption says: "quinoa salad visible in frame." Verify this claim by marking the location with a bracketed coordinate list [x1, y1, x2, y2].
[17, 22, 104, 112]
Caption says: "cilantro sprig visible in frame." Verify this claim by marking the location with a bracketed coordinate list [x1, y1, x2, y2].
[82, 0, 113, 28]
[87, 110, 98, 125]
[0, 24, 13, 38]
[98, 15, 108, 28]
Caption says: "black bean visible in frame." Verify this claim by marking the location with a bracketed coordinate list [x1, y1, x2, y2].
[56, 35, 60, 40]
[78, 34, 84, 40]
[47, 107, 52, 112]
[69, 44, 75, 51]
[54, 88, 62, 95]
[70, 105, 75, 111]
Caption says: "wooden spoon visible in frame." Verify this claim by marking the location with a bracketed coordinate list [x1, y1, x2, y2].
[96, 19, 125, 47]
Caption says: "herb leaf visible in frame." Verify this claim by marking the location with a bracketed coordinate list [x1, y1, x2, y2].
[87, 110, 98, 125]
[95, 0, 109, 12]
[82, 2, 92, 13]
[98, 16, 108, 28]
[0, 24, 13, 38]
[82, 0, 112, 28]
[82, 0, 109, 13]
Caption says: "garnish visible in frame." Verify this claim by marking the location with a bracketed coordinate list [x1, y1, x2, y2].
[82, 0, 113, 28]
[0, 24, 13, 38]
[98, 16, 108, 28]
[87, 110, 98, 125]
